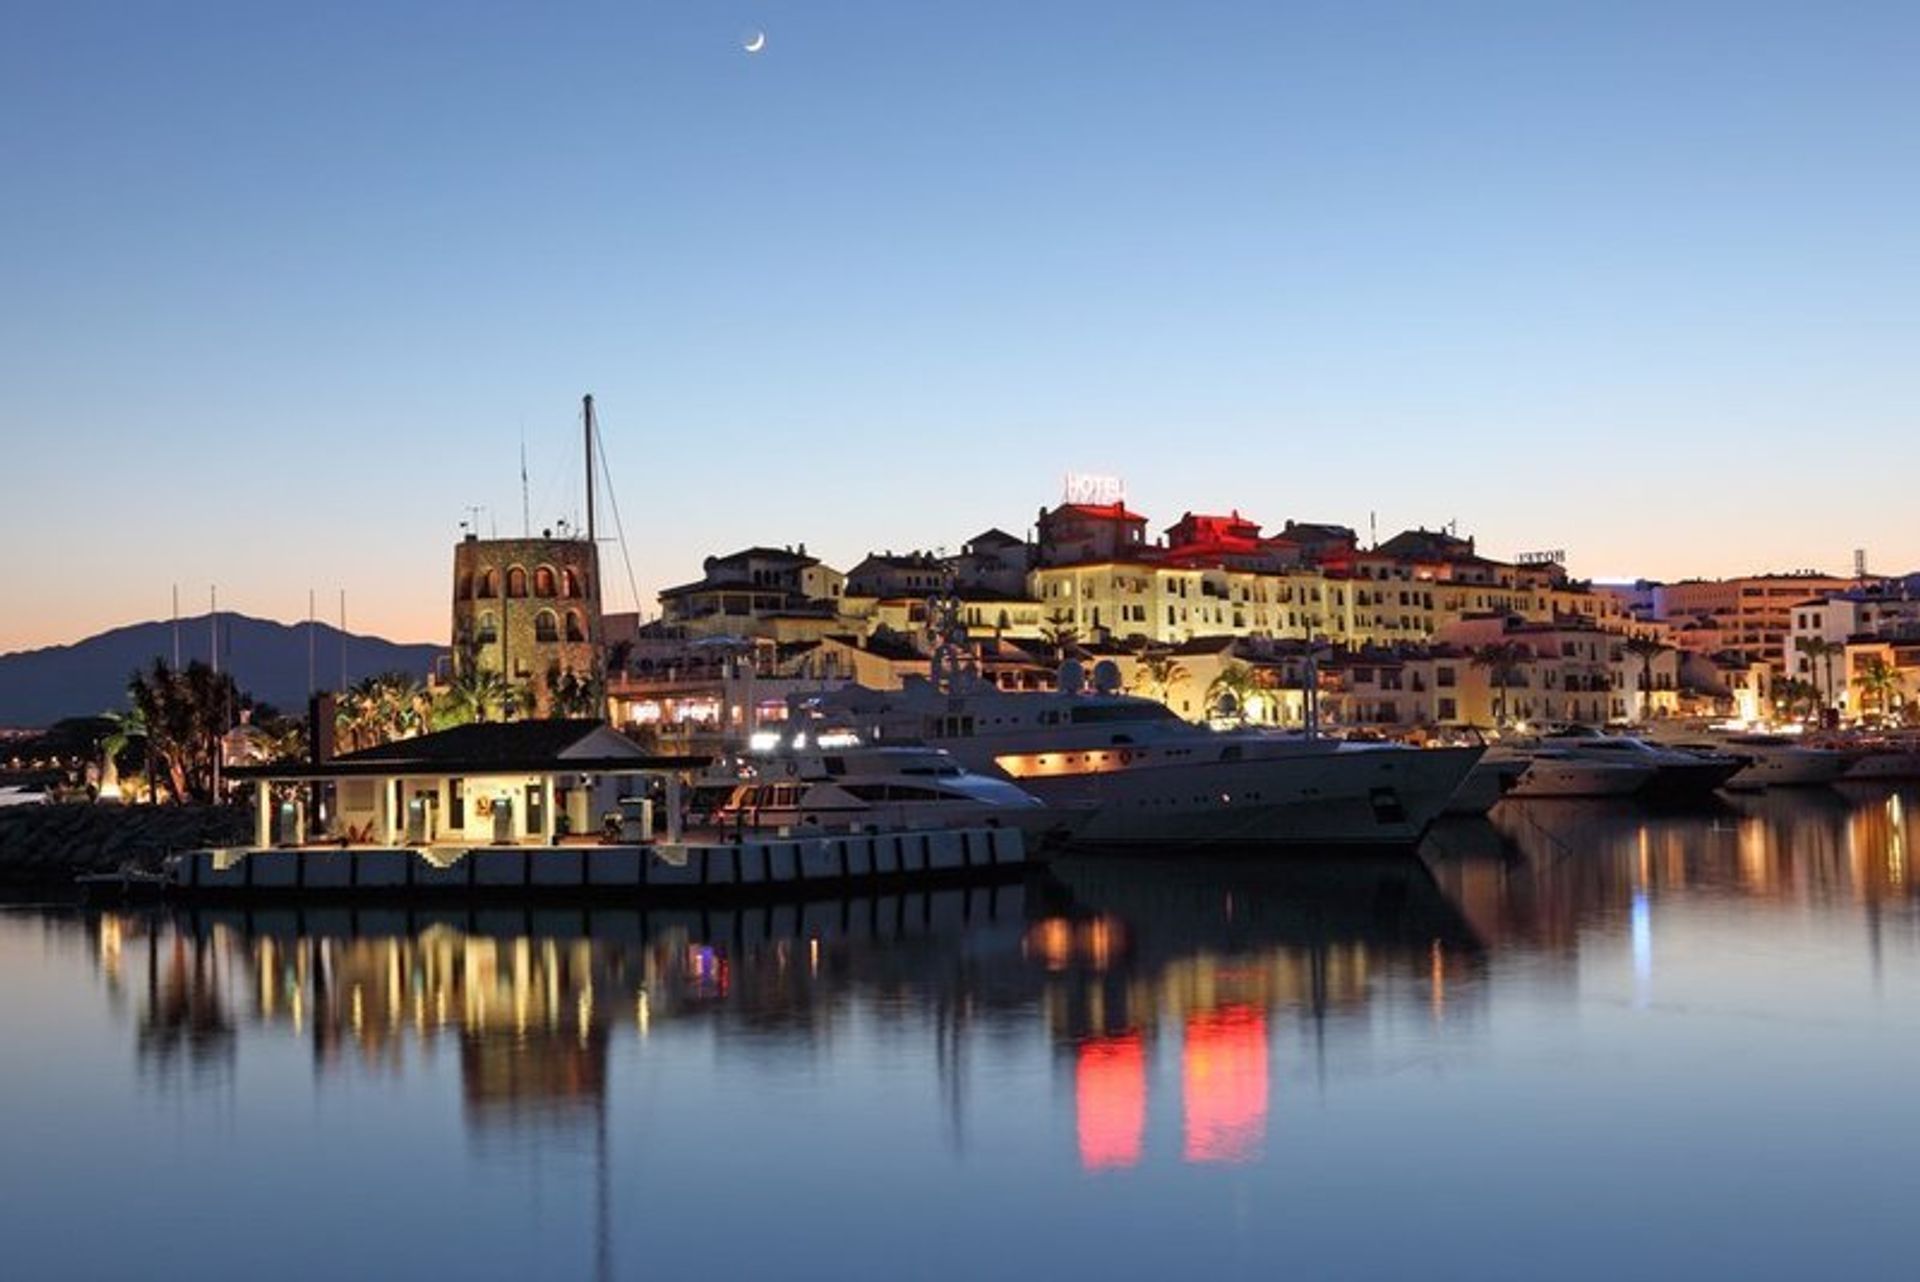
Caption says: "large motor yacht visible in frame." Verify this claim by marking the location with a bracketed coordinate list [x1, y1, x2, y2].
[1664, 733, 1851, 790]
[814, 665, 1481, 851]
[1534, 727, 1743, 801]
[1497, 746, 1654, 799]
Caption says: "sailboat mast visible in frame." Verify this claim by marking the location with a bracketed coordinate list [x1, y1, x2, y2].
[583, 393, 596, 544]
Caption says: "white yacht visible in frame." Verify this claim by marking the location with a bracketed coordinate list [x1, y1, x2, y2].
[1535, 727, 1743, 800]
[814, 671, 1481, 851]
[712, 731, 1050, 836]
[1666, 733, 1851, 790]
[1499, 746, 1655, 799]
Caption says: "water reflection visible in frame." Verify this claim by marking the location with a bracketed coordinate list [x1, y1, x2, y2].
[25, 783, 1920, 1280]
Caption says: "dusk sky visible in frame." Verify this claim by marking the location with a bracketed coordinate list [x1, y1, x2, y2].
[4, 0, 1916, 653]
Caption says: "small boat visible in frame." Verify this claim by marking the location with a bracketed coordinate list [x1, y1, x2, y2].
[713, 732, 1050, 836]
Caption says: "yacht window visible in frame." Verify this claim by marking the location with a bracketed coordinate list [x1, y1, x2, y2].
[1070, 703, 1177, 725]
[823, 756, 848, 776]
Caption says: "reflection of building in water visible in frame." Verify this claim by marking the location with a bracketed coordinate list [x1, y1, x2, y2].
[1075, 1034, 1145, 1170]
[136, 929, 236, 1081]
[1432, 789, 1920, 963]
[1040, 856, 1484, 1170]
[1182, 1006, 1267, 1165]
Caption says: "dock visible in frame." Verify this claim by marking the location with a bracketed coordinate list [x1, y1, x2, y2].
[164, 825, 1029, 900]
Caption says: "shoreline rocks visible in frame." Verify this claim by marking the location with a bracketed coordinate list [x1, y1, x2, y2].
[0, 803, 249, 889]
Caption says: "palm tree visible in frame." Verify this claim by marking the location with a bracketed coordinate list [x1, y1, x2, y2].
[437, 666, 513, 726]
[1623, 635, 1666, 722]
[1853, 656, 1905, 723]
[1794, 637, 1840, 719]
[1205, 662, 1264, 724]
[1771, 677, 1818, 722]
[546, 668, 602, 720]
[1470, 641, 1529, 729]
[1130, 651, 1190, 706]
[1040, 609, 1079, 663]
[96, 708, 148, 801]
[125, 658, 238, 803]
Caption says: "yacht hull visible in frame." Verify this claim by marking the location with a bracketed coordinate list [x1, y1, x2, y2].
[1844, 751, 1920, 782]
[1722, 752, 1849, 790]
[1444, 757, 1531, 816]
[1017, 747, 1481, 850]
[1506, 760, 1651, 799]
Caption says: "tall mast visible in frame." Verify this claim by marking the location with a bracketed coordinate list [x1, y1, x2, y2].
[210, 586, 219, 674]
[583, 393, 596, 544]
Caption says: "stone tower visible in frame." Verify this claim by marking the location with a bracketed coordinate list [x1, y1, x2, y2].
[451, 532, 603, 715]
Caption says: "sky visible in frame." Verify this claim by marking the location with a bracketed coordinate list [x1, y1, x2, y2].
[3, 0, 1916, 652]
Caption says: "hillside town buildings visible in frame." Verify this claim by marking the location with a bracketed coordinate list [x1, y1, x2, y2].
[502, 483, 1909, 749]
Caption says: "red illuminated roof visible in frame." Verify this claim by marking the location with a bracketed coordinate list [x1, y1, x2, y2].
[1055, 502, 1149, 523]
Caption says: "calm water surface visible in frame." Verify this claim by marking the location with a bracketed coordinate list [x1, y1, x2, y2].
[4, 786, 1919, 1280]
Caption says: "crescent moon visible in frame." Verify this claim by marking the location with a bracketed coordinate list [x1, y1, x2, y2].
[744, 31, 766, 54]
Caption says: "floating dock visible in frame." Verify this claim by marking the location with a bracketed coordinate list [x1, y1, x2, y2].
[164, 826, 1028, 900]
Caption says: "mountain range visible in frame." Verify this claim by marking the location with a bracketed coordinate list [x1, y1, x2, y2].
[0, 614, 444, 727]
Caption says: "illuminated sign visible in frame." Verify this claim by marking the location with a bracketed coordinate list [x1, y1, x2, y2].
[1063, 473, 1126, 506]
[1516, 549, 1567, 566]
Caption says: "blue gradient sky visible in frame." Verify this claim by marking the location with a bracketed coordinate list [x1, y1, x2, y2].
[3, 1, 1916, 650]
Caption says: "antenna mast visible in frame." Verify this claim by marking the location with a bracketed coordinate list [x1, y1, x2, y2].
[583, 393, 597, 543]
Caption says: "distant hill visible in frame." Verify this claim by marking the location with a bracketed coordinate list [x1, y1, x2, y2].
[0, 614, 444, 727]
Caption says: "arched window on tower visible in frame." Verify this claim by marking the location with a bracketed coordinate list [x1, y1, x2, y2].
[562, 569, 582, 599]
[457, 571, 474, 601]
[476, 611, 499, 644]
[534, 565, 557, 597]
[565, 610, 586, 642]
[477, 569, 499, 599]
[534, 610, 559, 643]
[507, 566, 528, 598]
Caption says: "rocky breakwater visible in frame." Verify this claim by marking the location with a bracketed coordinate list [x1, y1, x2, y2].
[0, 803, 249, 890]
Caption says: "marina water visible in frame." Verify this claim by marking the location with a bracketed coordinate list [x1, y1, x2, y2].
[3, 786, 1918, 1280]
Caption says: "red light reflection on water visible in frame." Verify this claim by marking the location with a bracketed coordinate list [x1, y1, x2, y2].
[1182, 1006, 1267, 1164]
[1075, 1033, 1146, 1170]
